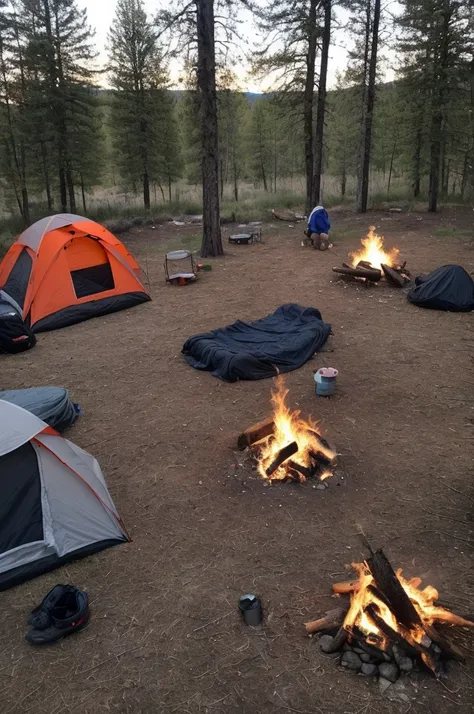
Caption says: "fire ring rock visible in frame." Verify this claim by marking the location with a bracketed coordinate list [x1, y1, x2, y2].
[319, 635, 335, 653]
[341, 651, 362, 671]
[379, 662, 400, 683]
[361, 663, 378, 676]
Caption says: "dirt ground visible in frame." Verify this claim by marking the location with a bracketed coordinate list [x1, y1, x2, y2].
[1, 207, 473, 714]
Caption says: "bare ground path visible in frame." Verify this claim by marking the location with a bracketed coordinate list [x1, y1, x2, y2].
[0, 208, 473, 714]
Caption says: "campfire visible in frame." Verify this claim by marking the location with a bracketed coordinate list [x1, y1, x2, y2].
[237, 377, 336, 483]
[305, 547, 474, 681]
[333, 227, 411, 288]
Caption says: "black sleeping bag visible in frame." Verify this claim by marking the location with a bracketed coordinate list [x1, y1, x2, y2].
[182, 304, 332, 382]
[407, 265, 474, 312]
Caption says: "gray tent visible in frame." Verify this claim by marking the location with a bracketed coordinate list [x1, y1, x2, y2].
[0, 400, 128, 591]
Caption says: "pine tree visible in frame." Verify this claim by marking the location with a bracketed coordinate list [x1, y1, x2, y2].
[0, 2, 32, 223]
[397, 0, 474, 211]
[22, 0, 98, 212]
[253, 0, 331, 213]
[108, 0, 170, 209]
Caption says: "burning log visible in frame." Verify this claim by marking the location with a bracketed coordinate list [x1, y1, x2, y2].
[381, 263, 408, 288]
[304, 606, 349, 634]
[287, 460, 313, 481]
[356, 260, 375, 270]
[423, 624, 466, 663]
[332, 266, 382, 282]
[310, 450, 336, 469]
[364, 603, 434, 664]
[238, 416, 275, 451]
[265, 441, 298, 477]
[366, 549, 422, 630]
[332, 580, 360, 595]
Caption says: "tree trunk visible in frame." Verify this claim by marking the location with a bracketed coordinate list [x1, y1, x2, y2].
[220, 158, 224, 199]
[233, 150, 238, 202]
[357, 0, 381, 213]
[259, 131, 268, 191]
[304, 0, 318, 214]
[341, 163, 346, 198]
[312, 0, 331, 207]
[66, 166, 76, 212]
[461, 151, 469, 198]
[143, 171, 150, 209]
[196, 0, 223, 257]
[168, 175, 172, 202]
[355, 0, 372, 210]
[59, 166, 67, 212]
[387, 132, 398, 200]
[158, 183, 165, 202]
[80, 173, 87, 214]
[428, 4, 450, 212]
[41, 142, 53, 210]
[273, 139, 278, 192]
[413, 127, 422, 197]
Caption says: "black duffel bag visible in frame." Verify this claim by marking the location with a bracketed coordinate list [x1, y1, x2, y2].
[0, 298, 36, 354]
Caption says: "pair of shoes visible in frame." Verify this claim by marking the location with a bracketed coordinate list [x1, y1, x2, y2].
[26, 584, 90, 645]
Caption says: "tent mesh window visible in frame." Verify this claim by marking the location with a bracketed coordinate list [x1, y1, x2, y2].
[2, 248, 32, 308]
[71, 263, 115, 299]
[0, 442, 43, 552]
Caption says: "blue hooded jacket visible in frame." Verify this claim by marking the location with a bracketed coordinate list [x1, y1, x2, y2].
[308, 206, 330, 234]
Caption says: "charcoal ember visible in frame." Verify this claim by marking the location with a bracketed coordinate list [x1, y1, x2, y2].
[398, 657, 413, 673]
[341, 651, 362, 671]
[360, 653, 372, 663]
[319, 635, 335, 653]
[379, 662, 400, 683]
[361, 663, 378, 676]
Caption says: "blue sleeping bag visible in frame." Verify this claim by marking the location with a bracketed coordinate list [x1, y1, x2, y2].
[182, 304, 332, 382]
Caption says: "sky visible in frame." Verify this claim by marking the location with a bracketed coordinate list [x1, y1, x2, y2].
[78, 0, 394, 91]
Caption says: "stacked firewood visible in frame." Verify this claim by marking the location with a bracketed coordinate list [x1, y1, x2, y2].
[305, 548, 474, 684]
[332, 261, 411, 288]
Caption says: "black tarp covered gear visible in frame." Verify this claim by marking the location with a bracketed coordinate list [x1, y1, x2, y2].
[407, 265, 474, 312]
[0, 297, 36, 354]
[0, 387, 78, 432]
[182, 304, 332, 382]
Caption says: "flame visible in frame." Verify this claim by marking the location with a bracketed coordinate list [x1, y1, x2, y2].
[343, 561, 474, 663]
[256, 376, 336, 482]
[350, 227, 399, 271]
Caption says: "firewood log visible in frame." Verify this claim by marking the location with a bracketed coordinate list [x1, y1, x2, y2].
[366, 549, 422, 629]
[332, 580, 360, 595]
[332, 266, 382, 281]
[265, 441, 298, 477]
[304, 605, 349, 634]
[238, 417, 275, 450]
[381, 263, 407, 287]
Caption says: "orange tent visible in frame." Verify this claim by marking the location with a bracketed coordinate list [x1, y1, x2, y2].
[0, 214, 150, 332]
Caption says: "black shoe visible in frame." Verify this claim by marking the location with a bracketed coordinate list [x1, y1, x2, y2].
[26, 588, 89, 645]
[28, 584, 76, 630]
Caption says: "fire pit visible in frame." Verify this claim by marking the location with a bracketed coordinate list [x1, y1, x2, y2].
[237, 377, 337, 483]
[306, 547, 474, 682]
[333, 227, 411, 288]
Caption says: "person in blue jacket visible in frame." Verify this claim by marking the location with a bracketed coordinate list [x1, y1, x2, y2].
[303, 205, 331, 250]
